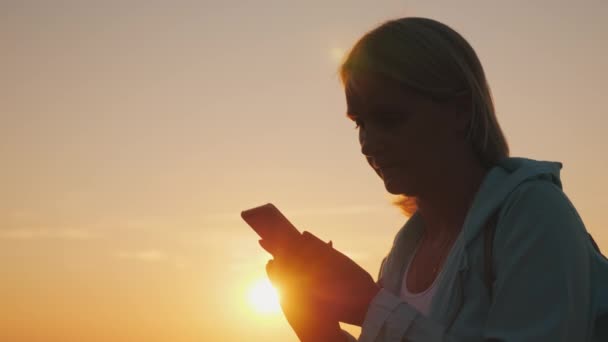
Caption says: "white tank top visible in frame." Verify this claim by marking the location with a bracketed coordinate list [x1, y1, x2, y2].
[399, 234, 459, 316]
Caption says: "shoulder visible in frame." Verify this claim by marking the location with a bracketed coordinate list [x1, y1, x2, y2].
[500, 179, 582, 224]
[494, 179, 589, 260]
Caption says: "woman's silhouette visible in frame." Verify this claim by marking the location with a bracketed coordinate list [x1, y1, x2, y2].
[262, 17, 608, 342]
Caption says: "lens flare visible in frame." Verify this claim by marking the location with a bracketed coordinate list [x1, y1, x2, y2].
[247, 278, 281, 314]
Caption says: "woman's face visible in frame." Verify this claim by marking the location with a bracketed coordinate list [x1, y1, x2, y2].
[345, 73, 469, 196]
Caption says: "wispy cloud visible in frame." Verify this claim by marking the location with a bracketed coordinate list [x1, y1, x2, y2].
[112, 250, 190, 269]
[113, 250, 168, 262]
[206, 204, 389, 222]
[0, 228, 99, 240]
[342, 250, 372, 262]
[287, 204, 389, 217]
[228, 253, 270, 273]
[113, 217, 168, 231]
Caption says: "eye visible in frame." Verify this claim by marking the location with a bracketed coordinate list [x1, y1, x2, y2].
[376, 113, 407, 127]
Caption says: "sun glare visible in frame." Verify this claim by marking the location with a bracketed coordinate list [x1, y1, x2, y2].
[248, 278, 281, 314]
[330, 47, 346, 64]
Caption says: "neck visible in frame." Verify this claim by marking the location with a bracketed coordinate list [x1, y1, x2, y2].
[416, 152, 488, 240]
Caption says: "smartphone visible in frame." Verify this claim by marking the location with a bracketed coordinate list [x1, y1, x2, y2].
[240, 203, 301, 253]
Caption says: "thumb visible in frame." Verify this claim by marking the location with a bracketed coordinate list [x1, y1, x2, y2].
[265, 259, 281, 285]
[266, 258, 293, 289]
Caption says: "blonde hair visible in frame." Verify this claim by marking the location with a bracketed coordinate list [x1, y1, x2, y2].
[339, 17, 510, 217]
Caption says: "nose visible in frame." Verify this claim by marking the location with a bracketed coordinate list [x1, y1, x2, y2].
[359, 127, 384, 157]
[360, 129, 385, 171]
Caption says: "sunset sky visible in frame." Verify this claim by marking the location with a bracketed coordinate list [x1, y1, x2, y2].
[1, 1, 607, 341]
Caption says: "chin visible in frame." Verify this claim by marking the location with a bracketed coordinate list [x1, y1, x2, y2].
[383, 179, 406, 195]
[383, 177, 417, 196]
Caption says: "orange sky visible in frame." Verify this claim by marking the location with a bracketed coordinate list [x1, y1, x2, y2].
[1, 1, 607, 341]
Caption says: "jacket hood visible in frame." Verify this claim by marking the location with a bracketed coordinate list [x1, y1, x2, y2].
[461, 157, 564, 247]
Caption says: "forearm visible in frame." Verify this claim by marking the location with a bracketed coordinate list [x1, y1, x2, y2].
[295, 322, 348, 342]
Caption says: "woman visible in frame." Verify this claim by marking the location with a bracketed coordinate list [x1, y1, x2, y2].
[261, 17, 607, 341]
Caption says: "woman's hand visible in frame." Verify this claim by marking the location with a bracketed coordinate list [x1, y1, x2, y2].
[262, 231, 381, 327]
[266, 257, 346, 342]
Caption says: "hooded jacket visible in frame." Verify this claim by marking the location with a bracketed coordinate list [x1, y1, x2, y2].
[344, 157, 607, 342]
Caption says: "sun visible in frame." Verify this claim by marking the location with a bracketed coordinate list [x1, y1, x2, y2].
[248, 278, 281, 314]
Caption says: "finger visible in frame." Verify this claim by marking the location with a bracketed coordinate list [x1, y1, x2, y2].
[267, 257, 298, 282]
[302, 230, 331, 248]
[266, 259, 282, 279]
[300, 231, 324, 251]
[300, 231, 333, 260]
[302, 230, 321, 242]
[258, 239, 274, 254]
[267, 259, 304, 295]
[266, 259, 281, 285]
[265, 259, 274, 276]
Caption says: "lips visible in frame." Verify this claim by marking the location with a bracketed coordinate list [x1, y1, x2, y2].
[372, 162, 403, 169]
[379, 166, 402, 171]
[369, 157, 405, 170]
